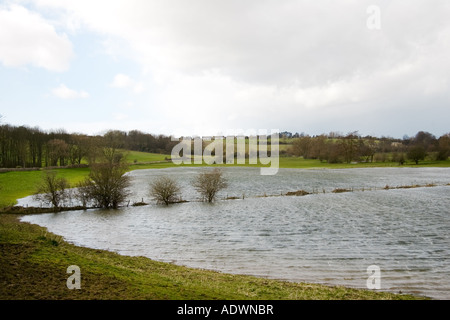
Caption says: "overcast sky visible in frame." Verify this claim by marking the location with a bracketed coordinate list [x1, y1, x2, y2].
[1, 0, 449, 138]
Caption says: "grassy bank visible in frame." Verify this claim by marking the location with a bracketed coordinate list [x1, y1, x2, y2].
[0, 214, 424, 300]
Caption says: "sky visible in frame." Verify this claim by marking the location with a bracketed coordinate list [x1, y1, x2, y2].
[0, 0, 449, 138]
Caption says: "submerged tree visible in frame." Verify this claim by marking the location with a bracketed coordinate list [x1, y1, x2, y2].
[76, 162, 130, 209]
[33, 170, 70, 210]
[149, 176, 181, 205]
[192, 168, 228, 203]
[74, 179, 93, 209]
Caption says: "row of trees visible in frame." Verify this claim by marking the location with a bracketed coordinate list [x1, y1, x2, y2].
[0, 124, 177, 168]
[34, 166, 228, 211]
[150, 168, 228, 205]
[287, 131, 450, 164]
[2, 120, 449, 168]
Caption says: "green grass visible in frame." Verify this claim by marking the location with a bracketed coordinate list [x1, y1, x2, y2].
[0, 214, 425, 300]
[0, 168, 91, 208]
[0, 171, 42, 207]
[124, 150, 170, 163]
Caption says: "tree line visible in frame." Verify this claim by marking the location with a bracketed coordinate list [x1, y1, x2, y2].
[284, 131, 450, 164]
[1, 121, 449, 169]
[0, 124, 177, 168]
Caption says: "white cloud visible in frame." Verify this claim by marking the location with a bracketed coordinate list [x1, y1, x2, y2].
[0, 4, 73, 71]
[30, 1, 450, 87]
[110, 73, 144, 93]
[51, 84, 89, 99]
[110, 73, 132, 88]
[11, 0, 450, 137]
[112, 112, 129, 121]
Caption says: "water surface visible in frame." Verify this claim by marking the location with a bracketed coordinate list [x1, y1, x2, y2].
[21, 167, 450, 299]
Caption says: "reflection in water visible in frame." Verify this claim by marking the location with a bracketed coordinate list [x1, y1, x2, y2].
[21, 167, 450, 299]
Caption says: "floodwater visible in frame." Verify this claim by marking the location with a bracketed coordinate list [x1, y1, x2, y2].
[20, 167, 450, 299]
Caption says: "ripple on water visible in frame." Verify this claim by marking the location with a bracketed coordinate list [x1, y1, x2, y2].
[20, 167, 450, 299]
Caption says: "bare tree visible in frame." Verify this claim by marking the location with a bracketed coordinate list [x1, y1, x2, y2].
[76, 162, 130, 209]
[46, 139, 69, 166]
[149, 176, 181, 205]
[102, 130, 127, 165]
[74, 179, 93, 209]
[436, 133, 450, 161]
[340, 131, 360, 163]
[407, 145, 427, 165]
[290, 136, 312, 158]
[192, 168, 228, 202]
[392, 152, 406, 165]
[33, 170, 69, 210]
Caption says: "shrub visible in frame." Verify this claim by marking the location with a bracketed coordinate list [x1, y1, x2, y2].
[149, 176, 181, 205]
[75, 162, 130, 209]
[33, 170, 69, 210]
[192, 168, 228, 202]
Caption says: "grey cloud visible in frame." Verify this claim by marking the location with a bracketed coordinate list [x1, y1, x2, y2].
[28, 0, 450, 137]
